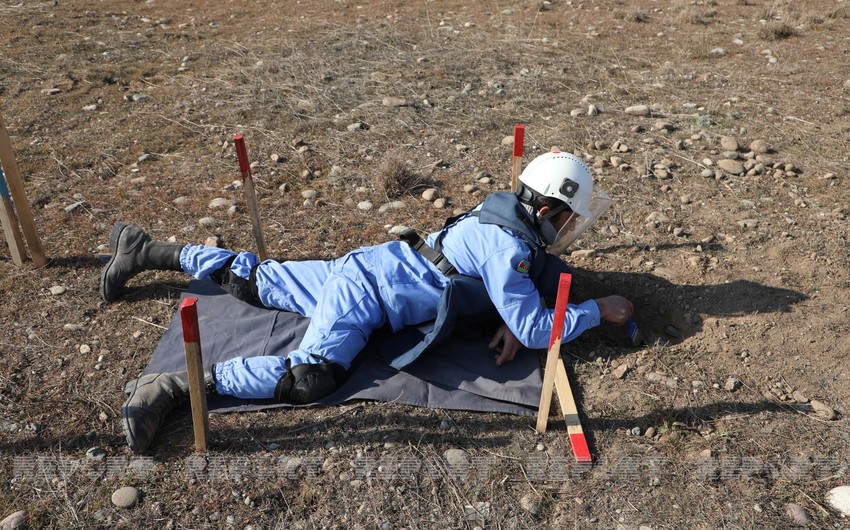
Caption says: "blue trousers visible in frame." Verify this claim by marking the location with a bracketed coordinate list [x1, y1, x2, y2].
[179, 243, 446, 399]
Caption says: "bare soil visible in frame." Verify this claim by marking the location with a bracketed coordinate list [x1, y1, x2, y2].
[1, 0, 849, 528]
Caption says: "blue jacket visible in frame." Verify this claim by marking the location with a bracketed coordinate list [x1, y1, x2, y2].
[390, 193, 600, 369]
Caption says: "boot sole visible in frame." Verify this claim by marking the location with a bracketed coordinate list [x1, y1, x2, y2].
[99, 223, 130, 302]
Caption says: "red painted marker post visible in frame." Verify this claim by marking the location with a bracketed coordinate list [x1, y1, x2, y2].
[180, 297, 210, 452]
[535, 273, 592, 463]
[510, 124, 525, 193]
[233, 134, 269, 261]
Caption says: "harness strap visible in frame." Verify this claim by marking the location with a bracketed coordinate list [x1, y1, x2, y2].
[397, 228, 459, 278]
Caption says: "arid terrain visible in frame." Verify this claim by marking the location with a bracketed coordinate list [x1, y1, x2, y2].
[1, 0, 849, 528]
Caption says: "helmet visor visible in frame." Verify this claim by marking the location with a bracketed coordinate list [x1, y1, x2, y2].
[546, 189, 613, 255]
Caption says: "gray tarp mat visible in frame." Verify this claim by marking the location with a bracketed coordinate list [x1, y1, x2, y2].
[144, 280, 542, 416]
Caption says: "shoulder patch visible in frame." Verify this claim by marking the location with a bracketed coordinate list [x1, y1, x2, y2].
[516, 259, 531, 274]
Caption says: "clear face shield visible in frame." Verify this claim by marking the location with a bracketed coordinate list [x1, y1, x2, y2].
[543, 189, 613, 255]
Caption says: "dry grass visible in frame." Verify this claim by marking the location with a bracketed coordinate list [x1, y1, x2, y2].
[677, 7, 718, 26]
[757, 21, 798, 41]
[374, 154, 428, 199]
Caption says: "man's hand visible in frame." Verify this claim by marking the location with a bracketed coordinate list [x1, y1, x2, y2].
[595, 295, 634, 325]
[489, 323, 523, 365]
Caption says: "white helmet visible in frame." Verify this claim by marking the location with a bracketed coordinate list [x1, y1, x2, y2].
[518, 151, 613, 254]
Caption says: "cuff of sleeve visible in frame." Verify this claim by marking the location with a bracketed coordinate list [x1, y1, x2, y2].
[578, 299, 601, 328]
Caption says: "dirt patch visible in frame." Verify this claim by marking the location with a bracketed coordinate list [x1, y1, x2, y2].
[1, 0, 848, 528]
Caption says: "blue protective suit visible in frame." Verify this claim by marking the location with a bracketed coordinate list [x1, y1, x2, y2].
[180, 193, 600, 399]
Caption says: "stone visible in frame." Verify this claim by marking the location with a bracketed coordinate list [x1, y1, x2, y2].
[111, 486, 140, 509]
[433, 198, 447, 209]
[501, 135, 515, 146]
[519, 494, 541, 515]
[198, 217, 218, 227]
[86, 447, 106, 461]
[736, 219, 759, 229]
[444, 448, 469, 467]
[645, 372, 677, 388]
[64, 201, 87, 212]
[709, 47, 727, 57]
[826, 485, 850, 516]
[0, 511, 27, 530]
[809, 400, 838, 420]
[422, 188, 438, 201]
[301, 190, 318, 199]
[346, 122, 367, 131]
[720, 136, 739, 151]
[378, 201, 406, 213]
[49, 285, 67, 296]
[644, 426, 656, 438]
[570, 249, 596, 258]
[785, 503, 812, 526]
[749, 139, 769, 154]
[172, 196, 188, 205]
[625, 105, 650, 116]
[80, 344, 91, 354]
[717, 159, 744, 175]
[208, 197, 233, 209]
[724, 378, 742, 392]
[587, 104, 600, 116]
[357, 201, 373, 211]
[612, 364, 629, 379]
[382, 97, 408, 107]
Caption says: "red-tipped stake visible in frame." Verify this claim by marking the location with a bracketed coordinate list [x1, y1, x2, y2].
[180, 297, 210, 452]
[535, 273, 592, 463]
[0, 109, 46, 267]
[510, 124, 525, 193]
[233, 134, 269, 261]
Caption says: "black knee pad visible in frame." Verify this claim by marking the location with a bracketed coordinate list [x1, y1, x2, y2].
[275, 361, 347, 404]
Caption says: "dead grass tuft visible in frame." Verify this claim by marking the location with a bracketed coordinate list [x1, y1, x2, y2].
[757, 21, 798, 41]
[616, 8, 650, 23]
[677, 7, 717, 26]
[374, 154, 427, 199]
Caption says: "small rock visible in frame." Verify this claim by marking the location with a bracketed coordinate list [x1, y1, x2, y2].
[382, 96, 408, 107]
[346, 122, 367, 131]
[198, 217, 218, 227]
[63, 324, 83, 331]
[86, 447, 106, 461]
[501, 135, 515, 146]
[172, 196, 188, 205]
[716, 159, 745, 175]
[587, 104, 600, 116]
[644, 426, 656, 438]
[357, 201, 373, 211]
[439, 419, 451, 429]
[709, 47, 727, 57]
[82, 104, 98, 111]
[111, 486, 140, 509]
[49, 285, 67, 296]
[378, 200, 406, 213]
[387, 225, 410, 235]
[64, 201, 87, 213]
[0, 511, 27, 530]
[625, 105, 650, 117]
[826, 485, 850, 516]
[444, 449, 469, 467]
[720, 136, 739, 151]
[736, 219, 759, 229]
[519, 494, 541, 515]
[131, 93, 147, 102]
[612, 364, 629, 379]
[809, 400, 838, 420]
[301, 190, 318, 199]
[208, 197, 233, 209]
[433, 198, 447, 209]
[724, 378, 742, 392]
[792, 390, 808, 403]
[80, 344, 91, 354]
[570, 249, 596, 258]
[41, 88, 61, 95]
[536, 443, 545, 451]
[422, 188, 439, 201]
[749, 139, 769, 154]
[204, 236, 222, 247]
[785, 503, 812, 526]
[455, 144, 469, 152]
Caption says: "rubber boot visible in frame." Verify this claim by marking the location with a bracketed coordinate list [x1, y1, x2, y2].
[121, 367, 216, 454]
[100, 223, 184, 302]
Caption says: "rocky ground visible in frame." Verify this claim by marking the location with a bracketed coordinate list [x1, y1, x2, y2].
[1, 0, 849, 528]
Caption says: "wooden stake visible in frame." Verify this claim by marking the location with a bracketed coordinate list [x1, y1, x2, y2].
[536, 272, 571, 433]
[233, 134, 268, 261]
[0, 166, 26, 265]
[554, 359, 592, 463]
[0, 110, 46, 267]
[510, 124, 525, 193]
[180, 297, 210, 452]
